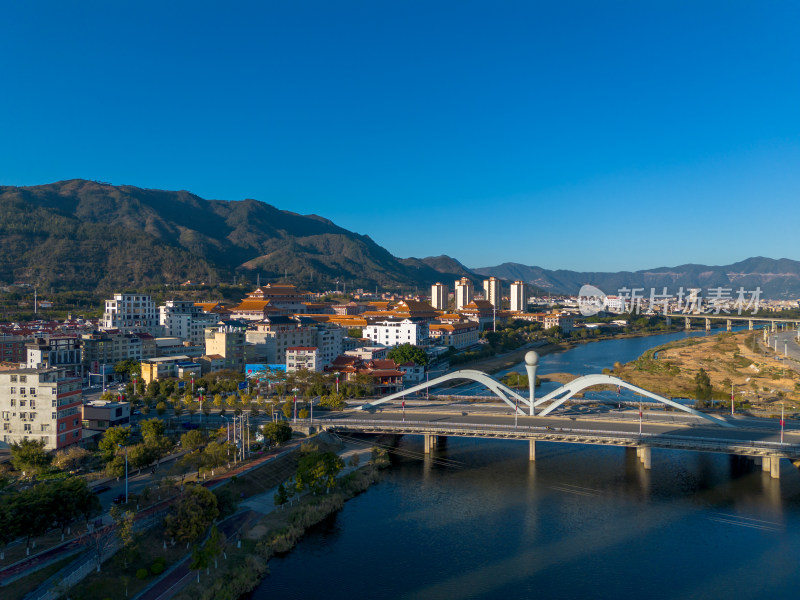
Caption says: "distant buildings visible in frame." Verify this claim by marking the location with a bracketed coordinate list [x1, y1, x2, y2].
[483, 276, 501, 309]
[204, 321, 247, 372]
[431, 283, 449, 311]
[509, 280, 526, 312]
[454, 277, 474, 310]
[286, 347, 320, 373]
[364, 318, 427, 347]
[428, 321, 480, 349]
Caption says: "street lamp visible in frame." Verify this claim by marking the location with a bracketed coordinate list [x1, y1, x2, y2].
[292, 388, 299, 423]
[197, 387, 205, 424]
[335, 372, 340, 395]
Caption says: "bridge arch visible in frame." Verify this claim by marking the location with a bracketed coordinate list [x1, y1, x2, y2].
[536, 374, 734, 428]
[358, 369, 529, 413]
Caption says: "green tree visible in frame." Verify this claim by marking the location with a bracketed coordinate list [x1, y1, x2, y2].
[273, 483, 288, 507]
[694, 368, 713, 402]
[53, 446, 90, 472]
[294, 451, 345, 495]
[190, 543, 209, 583]
[205, 524, 224, 569]
[181, 429, 206, 451]
[10, 439, 52, 475]
[164, 486, 219, 544]
[111, 507, 137, 567]
[155, 401, 167, 416]
[202, 441, 230, 469]
[262, 421, 292, 446]
[105, 455, 126, 478]
[140, 418, 166, 445]
[128, 443, 157, 474]
[318, 393, 346, 411]
[98, 425, 131, 462]
[387, 343, 429, 366]
[282, 398, 294, 419]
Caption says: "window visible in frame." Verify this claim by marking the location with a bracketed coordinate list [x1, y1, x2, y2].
[23, 424, 31, 433]
[41, 424, 49, 432]
[3, 423, 9, 431]
[19, 375, 26, 383]
[51, 412, 57, 420]
[9, 399, 15, 407]
[30, 388, 36, 397]
[19, 399, 26, 407]
[10, 375, 16, 382]
[52, 399, 57, 407]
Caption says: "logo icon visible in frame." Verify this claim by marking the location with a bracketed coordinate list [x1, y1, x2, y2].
[578, 284, 606, 317]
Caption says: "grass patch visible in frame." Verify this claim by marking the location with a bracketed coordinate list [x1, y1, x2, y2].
[3, 554, 77, 600]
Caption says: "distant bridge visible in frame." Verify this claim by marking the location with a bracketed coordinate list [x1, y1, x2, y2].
[664, 313, 800, 332]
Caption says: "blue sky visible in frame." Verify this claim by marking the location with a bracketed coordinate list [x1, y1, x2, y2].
[1, 1, 799, 272]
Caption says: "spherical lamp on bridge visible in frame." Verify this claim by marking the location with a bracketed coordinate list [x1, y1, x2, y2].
[524, 351, 539, 416]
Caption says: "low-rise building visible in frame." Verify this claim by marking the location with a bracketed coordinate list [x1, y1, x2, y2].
[26, 335, 83, 378]
[82, 400, 130, 432]
[0, 334, 29, 366]
[205, 321, 247, 372]
[159, 300, 220, 344]
[428, 322, 480, 349]
[286, 346, 320, 373]
[364, 318, 427, 347]
[0, 367, 83, 450]
[140, 356, 202, 384]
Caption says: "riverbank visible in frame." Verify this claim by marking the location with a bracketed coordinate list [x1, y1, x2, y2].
[457, 327, 690, 375]
[168, 446, 389, 600]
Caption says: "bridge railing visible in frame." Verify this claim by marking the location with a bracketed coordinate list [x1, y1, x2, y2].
[322, 418, 800, 455]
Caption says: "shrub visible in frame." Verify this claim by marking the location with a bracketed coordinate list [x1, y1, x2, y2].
[151, 557, 166, 574]
[136, 568, 148, 580]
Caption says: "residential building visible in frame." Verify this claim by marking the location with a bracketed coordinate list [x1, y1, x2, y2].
[510, 280, 526, 313]
[483, 277, 502, 309]
[431, 283, 449, 311]
[344, 346, 388, 361]
[314, 325, 344, 369]
[229, 299, 280, 322]
[428, 322, 480, 349]
[246, 316, 314, 365]
[82, 400, 130, 432]
[544, 313, 575, 332]
[0, 367, 82, 450]
[454, 277, 474, 310]
[364, 318, 427, 347]
[397, 361, 425, 384]
[327, 356, 404, 394]
[204, 321, 247, 372]
[286, 347, 320, 373]
[26, 335, 83, 378]
[102, 294, 163, 336]
[81, 331, 147, 382]
[153, 337, 204, 358]
[195, 354, 226, 375]
[159, 300, 219, 344]
[0, 334, 29, 366]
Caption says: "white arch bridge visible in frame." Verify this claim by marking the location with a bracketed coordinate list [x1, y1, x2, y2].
[322, 368, 800, 479]
[358, 369, 733, 428]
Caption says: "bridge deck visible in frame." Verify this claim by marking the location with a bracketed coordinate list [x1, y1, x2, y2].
[323, 418, 800, 459]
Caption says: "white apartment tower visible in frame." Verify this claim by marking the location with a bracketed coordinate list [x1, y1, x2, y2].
[454, 277, 474, 310]
[483, 277, 501, 309]
[103, 294, 163, 336]
[159, 300, 219, 345]
[509, 280, 526, 312]
[431, 283, 449, 311]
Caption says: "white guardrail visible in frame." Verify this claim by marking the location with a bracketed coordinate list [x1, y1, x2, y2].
[319, 418, 800, 456]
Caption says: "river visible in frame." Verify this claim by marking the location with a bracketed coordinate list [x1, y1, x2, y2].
[253, 326, 800, 600]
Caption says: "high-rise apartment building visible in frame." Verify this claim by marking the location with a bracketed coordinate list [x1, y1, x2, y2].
[431, 283, 449, 311]
[483, 277, 501, 309]
[454, 277, 474, 310]
[509, 280, 526, 312]
[205, 321, 247, 372]
[103, 294, 163, 336]
[0, 367, 82, 450]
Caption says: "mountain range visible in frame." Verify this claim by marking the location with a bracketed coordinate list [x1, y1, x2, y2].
[474, 258, 800, 299]
[0, 180, 796, 299]
[0, 180, 479, 293]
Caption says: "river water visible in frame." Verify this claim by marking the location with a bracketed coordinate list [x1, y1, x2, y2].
[253, 327, 800, 600]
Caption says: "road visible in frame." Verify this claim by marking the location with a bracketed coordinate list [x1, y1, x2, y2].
[318, 406, 800, 447]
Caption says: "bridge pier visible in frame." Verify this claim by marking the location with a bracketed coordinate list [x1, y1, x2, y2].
[705, 318, 711, 332]
[529, 439, 536, 461]
[665, 316, 671, 327]
[726, 319, 732, 332]
[749, 319, 754, 331]
[771, 457, 781, 479]
[771, 320, 777, 332]
[762, 456, 771, 473]
[424, 434, 433, 454]
[685, 317, 691, 330]
[636, 446, 651, 469]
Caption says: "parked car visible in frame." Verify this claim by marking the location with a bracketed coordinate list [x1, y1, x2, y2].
[112, 494, 127, 504]
[93, 484, 111, 494]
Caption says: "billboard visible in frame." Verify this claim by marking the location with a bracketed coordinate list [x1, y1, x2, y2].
[246, 364, 287, 378]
